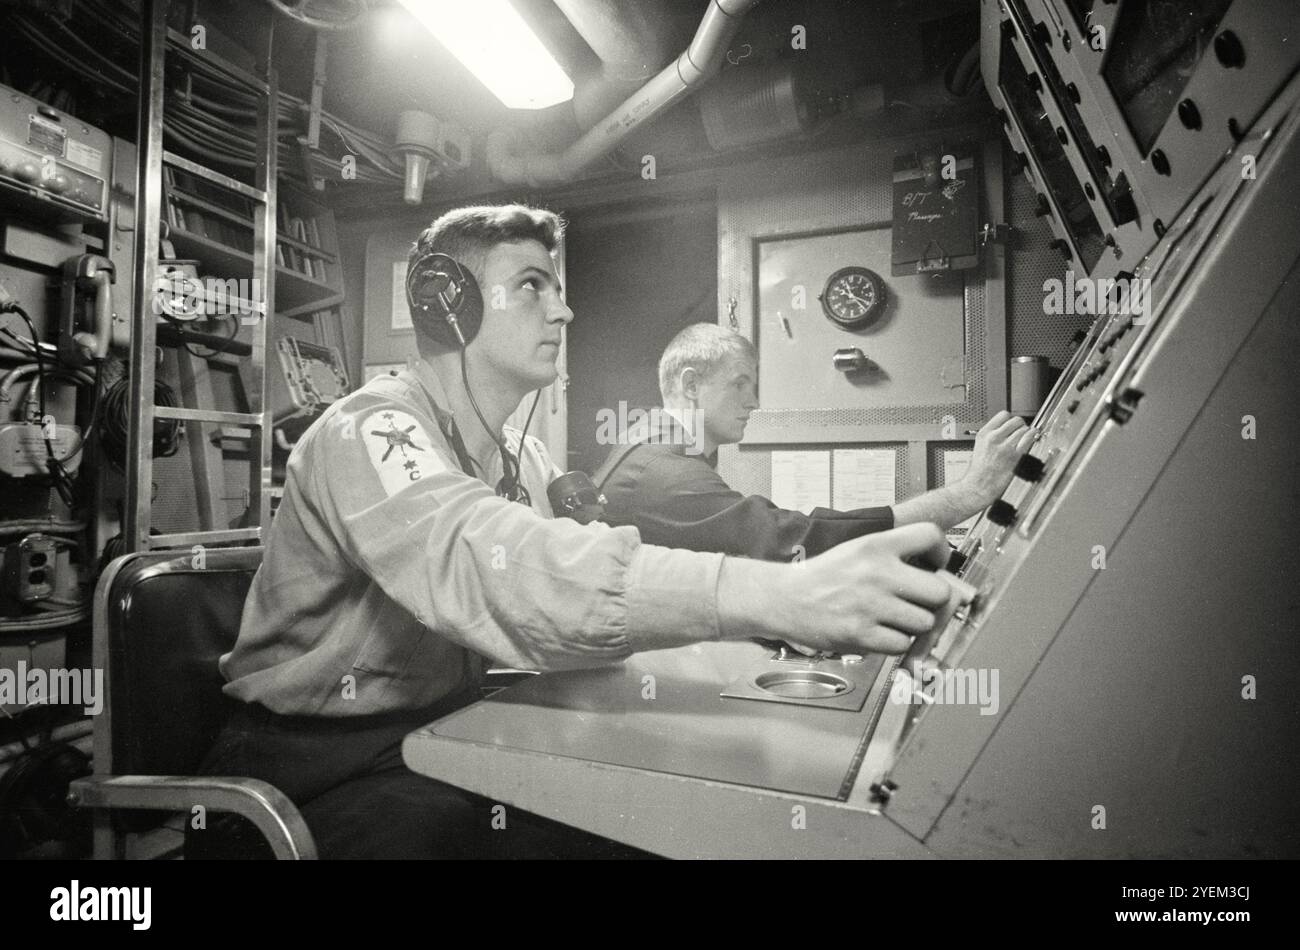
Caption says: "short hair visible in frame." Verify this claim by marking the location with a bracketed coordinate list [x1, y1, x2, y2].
[409, 204, 564, 286]
[658, 323, 758, 400]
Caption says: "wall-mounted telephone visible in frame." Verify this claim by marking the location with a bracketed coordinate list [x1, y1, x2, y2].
[57, 253, 114, 365]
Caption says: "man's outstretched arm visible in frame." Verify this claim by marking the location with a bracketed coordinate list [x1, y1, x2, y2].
[892, 411, 1038, 529]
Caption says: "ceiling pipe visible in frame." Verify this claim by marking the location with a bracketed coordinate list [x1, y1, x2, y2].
[487, 0, 763, 187]
[552, 0, 675, 130]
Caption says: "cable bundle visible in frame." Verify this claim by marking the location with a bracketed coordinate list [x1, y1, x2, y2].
[7, 0, 404, 186]
[0, 307, 97, 506]
[99, 376, 181, 472]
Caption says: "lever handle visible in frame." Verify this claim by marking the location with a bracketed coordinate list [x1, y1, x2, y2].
[901, 570, 977, 682]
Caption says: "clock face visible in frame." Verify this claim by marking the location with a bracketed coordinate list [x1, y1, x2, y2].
[820, 266, 886, 329]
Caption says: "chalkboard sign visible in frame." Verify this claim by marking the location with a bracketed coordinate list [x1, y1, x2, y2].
[891, 145, 980, 276]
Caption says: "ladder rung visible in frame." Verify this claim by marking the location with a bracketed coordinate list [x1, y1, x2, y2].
[151, 527, 262, 548]
[155, 407, 264, 426]
[163, 150, 268, 204]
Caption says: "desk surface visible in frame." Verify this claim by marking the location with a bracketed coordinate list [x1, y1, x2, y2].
[403, 641, 931, 858]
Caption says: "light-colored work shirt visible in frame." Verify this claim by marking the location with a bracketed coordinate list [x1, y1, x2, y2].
[220, 359, 723, 716]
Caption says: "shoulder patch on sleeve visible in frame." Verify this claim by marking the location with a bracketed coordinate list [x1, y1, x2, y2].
[361, 409, 446, 497]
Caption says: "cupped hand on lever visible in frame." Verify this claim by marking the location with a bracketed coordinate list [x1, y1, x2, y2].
[719, 523, 953, 656]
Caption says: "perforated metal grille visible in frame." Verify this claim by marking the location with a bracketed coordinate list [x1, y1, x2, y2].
[1006, 168, 1093, 368]
[152, 445, 201, 535]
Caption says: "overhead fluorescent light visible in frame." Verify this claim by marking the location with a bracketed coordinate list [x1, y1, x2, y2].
[396, 0, 574, 110]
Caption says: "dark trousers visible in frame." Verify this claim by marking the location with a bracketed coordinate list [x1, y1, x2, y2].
[185, 695, 649, 860]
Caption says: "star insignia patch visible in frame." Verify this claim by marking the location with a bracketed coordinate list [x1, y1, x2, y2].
[361, 409, 445, 496]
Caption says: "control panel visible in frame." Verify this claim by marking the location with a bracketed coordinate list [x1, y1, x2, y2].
[985, 0, 1300, 280]
[900, 164, 1242, 707]
[852, 65, 1300, 856]
[0, 84, 111, 221]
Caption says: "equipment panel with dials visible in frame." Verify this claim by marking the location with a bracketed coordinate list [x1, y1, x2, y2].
[856, 58, 1300, 856]
[985, 0, 1300, 281]
[0, 84, 111, 221]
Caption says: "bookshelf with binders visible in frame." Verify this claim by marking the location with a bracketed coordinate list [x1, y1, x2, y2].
[163, 167, 345, 317]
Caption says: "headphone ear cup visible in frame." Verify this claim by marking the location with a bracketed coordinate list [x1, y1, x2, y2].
[406, 252, 485, 348]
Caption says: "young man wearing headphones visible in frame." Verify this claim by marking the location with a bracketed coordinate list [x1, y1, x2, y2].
[190, 205, 958, 860]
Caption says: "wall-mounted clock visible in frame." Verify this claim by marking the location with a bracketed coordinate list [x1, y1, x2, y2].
[819, 266, 887, 330]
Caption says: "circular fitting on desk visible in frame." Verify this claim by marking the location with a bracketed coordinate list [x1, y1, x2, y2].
[753, 670, 853, 700]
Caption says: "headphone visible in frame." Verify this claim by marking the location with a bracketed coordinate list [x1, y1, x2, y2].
[406, 251, 485, 348]
[401, 247, 603, 520]
[404, 249, 530, 502]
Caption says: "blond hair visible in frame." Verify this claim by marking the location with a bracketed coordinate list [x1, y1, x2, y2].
[658, 323, 757, 400]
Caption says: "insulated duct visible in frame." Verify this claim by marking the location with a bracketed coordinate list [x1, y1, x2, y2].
[552, 0, 675, 130]
[487, 0, 763, 186]
[698, 62, 812, 151]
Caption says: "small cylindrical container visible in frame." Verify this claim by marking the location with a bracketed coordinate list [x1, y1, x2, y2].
[1009, 356, 1051, 416]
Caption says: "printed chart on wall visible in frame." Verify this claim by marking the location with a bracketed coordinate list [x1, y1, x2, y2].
[943, 449, 976, 547]
[832, 449, 895, 510]
[770, 451, 830, 514]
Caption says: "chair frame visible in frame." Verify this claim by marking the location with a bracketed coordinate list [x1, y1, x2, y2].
[67, 547, 317, 859]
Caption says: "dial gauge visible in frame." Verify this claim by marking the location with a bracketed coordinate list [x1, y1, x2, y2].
[819, 266, 887, 330]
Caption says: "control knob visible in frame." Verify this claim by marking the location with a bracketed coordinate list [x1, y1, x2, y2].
[1013, 454, 1046, 483]
[986, 499, 1018, 527]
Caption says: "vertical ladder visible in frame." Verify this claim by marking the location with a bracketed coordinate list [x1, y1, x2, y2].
[125, 0, 276, 552]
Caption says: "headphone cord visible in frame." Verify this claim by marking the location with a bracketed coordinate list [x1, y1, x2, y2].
[459, 346, 528, 501]
[511, 389, 543, 501]
[519, 388, 542, 445]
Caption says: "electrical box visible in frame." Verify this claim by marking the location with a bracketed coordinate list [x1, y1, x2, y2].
[276, 337, 350, 413]
[0, 83, 111, 222]
[1, 534, 58, 604]
[0, 423, 83, 478]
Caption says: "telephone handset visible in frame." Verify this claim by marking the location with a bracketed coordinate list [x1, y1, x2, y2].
[58, 253, 115, 365]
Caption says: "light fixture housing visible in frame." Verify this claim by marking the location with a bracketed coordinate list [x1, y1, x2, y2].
[396, 0, 575, 110]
